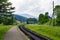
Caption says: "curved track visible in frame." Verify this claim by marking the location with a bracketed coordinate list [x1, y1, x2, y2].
[19, 25, 51, 40]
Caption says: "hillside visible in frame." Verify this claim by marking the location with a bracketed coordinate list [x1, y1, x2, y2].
[14, 14, 27, 22]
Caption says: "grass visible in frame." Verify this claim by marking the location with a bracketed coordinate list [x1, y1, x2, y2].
[25, 24, 60, 40]
[0, 24, 13, 40]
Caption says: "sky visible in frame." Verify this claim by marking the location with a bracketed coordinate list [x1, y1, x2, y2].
[9, 0, 60, 18]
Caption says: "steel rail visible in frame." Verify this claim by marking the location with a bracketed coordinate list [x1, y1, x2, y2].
[19, 25, 51, 40]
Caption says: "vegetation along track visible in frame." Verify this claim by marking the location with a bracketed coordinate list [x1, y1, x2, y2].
[19, 25, 51, 40]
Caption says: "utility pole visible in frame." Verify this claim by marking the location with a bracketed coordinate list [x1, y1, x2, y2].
[52, 1, 54, 26]
[53, 1, 54, 16]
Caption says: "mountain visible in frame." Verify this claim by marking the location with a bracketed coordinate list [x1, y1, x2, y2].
[21, 14, 35, 18]
[13, 14, 38, 23]
[14, 14, 27, 22]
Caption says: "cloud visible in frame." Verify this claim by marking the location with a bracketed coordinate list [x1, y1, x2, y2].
[9, 0, 60, 18]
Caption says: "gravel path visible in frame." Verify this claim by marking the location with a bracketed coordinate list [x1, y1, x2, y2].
[4, 26, 29, 40]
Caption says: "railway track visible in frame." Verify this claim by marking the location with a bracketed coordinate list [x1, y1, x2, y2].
[19, 25, 51, 40]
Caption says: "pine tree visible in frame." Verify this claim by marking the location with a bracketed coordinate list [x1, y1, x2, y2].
[0, 0, 15, 25]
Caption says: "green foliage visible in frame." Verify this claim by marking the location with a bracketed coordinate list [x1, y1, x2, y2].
[54, 5, 60, 26]
[0, 0, 15, 25]
[27, 18, 37, 24]
[0, 24, 12, 40]
[0, 0, 7, 2]
[45, 19, 57, 26]
[44, 12, 49, 23]
[39, 14, 44, 24]
[39, 12, 50, 24]
[45, 20, 52, 25]
[0, 16, 2, 24]
[25, 24, 60, 40]
[3, 15, 13, 25]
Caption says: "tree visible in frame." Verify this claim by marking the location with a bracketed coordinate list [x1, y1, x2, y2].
[0, 0, 15, 25]
[39, 14, 45, 24]
[27, 18, 37, 24]
[39, 12, 50, 24]
[0, 0, 8, 24]
[0, 0, 7, 2]
[44, 12, 49, 23]
[54, 5, 60, 26]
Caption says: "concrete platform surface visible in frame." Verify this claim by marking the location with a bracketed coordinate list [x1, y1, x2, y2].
[4, 26, 29, 40]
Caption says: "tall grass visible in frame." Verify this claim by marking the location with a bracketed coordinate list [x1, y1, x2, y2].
[0, 24, 12, 40]
[25, 24, 60, 40]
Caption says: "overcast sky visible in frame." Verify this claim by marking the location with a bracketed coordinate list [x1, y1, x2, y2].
[9, 0, 60, 18]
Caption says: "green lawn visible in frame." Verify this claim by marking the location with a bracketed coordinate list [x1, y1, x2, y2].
[25, 24, 60, 40]
[0, 24, 13, 40]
